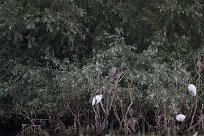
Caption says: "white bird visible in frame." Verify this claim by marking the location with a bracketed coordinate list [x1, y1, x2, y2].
[176, 114, 186, 122]
[92, 95, 103, 106]
[188, 84, 197, 96]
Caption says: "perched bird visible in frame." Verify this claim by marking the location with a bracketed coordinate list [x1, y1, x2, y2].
[176, 114, 186, 122]
[108, 67, 117, 78]
[187, 84, 197, 96]
[108, 66, 120, 80]
[92, 95, 103, 106]
[175, 114, 191, 136]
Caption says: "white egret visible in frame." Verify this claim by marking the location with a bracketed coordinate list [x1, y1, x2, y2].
[176, 114, 186, 122]
[92, 95, 103, 106]
[188, 84, 197, 96]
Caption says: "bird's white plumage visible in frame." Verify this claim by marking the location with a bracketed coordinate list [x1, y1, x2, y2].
[92, 95, 103, 106]
[176, 114, 186, 122]
[188, 84, 197, 96]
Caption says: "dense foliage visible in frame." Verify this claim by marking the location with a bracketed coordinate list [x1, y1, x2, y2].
[1, 0, 204, 135]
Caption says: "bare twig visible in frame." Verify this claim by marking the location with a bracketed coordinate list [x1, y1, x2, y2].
[18, 113, 34, 125]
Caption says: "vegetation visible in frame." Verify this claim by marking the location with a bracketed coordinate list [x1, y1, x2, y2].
[0, 0, 204, 135]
